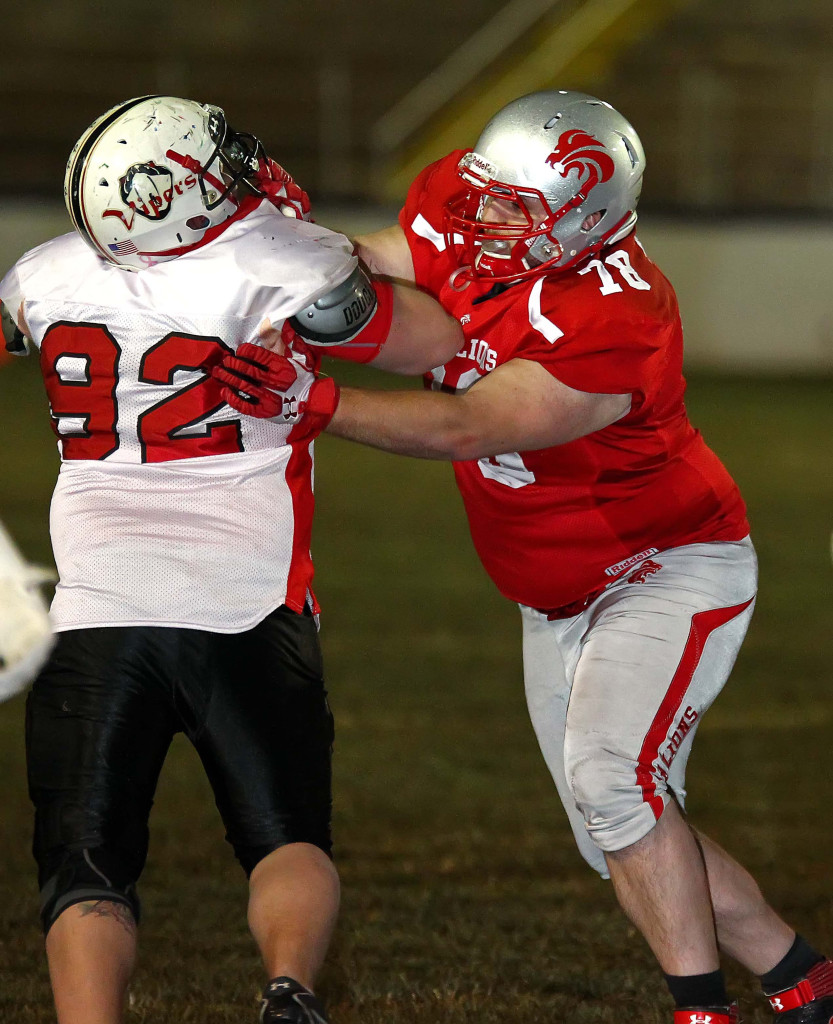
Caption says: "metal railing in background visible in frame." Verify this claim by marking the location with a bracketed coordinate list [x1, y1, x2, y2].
[370, 0, 693, 202]
[371, 0, 560, 158]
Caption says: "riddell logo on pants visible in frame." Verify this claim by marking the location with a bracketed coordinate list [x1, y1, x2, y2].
[653, 706, 699, 781]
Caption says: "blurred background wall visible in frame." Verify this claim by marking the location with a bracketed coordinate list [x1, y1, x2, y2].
[2, 0, 832, 371]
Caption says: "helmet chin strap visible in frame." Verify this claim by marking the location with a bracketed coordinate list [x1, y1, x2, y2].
[165, 149, 230, 210]
[522, 252, 546, 272]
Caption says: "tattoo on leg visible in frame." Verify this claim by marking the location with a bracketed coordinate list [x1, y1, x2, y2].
[77, 900, 136, 935]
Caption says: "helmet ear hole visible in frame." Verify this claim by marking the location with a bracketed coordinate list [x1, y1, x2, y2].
[581, 210, 604, 232]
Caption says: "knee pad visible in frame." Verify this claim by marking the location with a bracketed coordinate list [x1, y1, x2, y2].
[568, 753, 665, 854]
[39, 847, 141, 934]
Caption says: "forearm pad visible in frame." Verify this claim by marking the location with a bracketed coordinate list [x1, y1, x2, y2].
[288, 268, 394, 364]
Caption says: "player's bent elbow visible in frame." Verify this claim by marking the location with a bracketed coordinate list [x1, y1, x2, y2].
[383, 288, 463, 375]
[418, 316, 465, 374]
[379, 336, 459, 376]
[435, 423, 490, 462]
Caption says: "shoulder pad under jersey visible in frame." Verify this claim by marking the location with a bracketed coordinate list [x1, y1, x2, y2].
[287, 264, 377, 346]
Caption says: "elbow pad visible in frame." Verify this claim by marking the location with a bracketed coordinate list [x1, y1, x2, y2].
[288, 265, 393, 364]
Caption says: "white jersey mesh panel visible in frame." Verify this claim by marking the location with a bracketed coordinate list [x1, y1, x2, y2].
[48, 450, 300, 631]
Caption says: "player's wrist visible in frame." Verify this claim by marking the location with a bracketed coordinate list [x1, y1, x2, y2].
[301, 376, 340, 432]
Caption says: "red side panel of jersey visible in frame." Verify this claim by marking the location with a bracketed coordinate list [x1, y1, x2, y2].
[401, 158, 750, 610]
[283, 431, 318, 615]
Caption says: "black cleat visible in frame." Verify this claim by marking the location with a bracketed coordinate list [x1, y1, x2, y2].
[259, 976, 329, 1024]
[766, 958, 833, 1022]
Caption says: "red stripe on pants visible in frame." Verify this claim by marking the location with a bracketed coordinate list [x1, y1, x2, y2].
[635, 598, 754, 819]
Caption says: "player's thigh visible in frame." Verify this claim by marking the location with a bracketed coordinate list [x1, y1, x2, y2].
[564, 540, 757, 804]
[26, 627, 179, 883]
[521, 604, 581, 786]
[192, 606, 334, 873]
[521, 604, 610, 875]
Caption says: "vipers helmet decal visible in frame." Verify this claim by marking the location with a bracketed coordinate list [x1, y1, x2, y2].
[117, 162, 176, 221]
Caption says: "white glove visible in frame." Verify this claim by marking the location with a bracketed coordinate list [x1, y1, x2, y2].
[0, 521, 55, 702]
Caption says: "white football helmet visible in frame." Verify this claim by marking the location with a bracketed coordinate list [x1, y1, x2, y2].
[65, 95, 268, 271]
[0, 521, 55, 702]
[443, 90, 646, 282]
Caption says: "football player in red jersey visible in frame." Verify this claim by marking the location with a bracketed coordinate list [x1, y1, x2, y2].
[215, 91, 833, 1023]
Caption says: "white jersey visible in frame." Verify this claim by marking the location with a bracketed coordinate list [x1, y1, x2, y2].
[0, 198, 356, 632]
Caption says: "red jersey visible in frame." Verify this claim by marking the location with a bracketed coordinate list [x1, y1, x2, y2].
[400, 152, 749, 611]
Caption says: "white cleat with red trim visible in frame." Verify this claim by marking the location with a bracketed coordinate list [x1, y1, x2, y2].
[766, 958, 833, 1023]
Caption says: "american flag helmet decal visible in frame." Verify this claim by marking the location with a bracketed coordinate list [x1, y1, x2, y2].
[108, 239, 139, 256]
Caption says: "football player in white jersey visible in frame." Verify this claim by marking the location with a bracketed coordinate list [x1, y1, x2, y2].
[0, 95, 462, 1024]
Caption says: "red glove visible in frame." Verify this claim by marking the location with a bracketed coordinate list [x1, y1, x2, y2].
[252, 157, 312, 221]
[280, 320, 317, 369]
[212, 343, 340, 437]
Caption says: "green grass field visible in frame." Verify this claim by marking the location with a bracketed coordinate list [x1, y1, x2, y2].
[1, 356, 831, 1023]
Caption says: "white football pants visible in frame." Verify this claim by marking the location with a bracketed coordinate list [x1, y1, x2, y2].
[520, 537, 757, 877]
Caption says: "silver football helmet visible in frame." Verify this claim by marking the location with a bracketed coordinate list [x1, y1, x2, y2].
[65, 95, 268, 271]
[443, 90, 646, 281]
